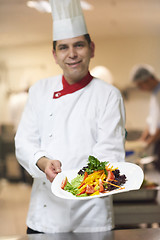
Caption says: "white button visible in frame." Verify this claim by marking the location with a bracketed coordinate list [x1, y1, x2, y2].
[49, 113, 53, 116]
[55, 93, 61, 97]
[49, 134, 53, 137]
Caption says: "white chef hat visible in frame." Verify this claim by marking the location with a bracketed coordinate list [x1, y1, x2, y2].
[49, 0, 88, 41]
[130, 64, 155, 83]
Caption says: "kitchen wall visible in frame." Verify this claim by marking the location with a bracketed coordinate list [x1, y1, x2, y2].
[0, 35, 159, 130]
[93, 36, 160, 88]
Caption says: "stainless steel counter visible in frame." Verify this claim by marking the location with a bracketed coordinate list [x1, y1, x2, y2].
[0, 228, 160, 240]
[113, 188, 160, 227]
[114, 201, 160, 226]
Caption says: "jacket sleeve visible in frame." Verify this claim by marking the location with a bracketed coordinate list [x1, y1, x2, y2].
[92, 88, 126, 163]
[15, 85, 46, 178]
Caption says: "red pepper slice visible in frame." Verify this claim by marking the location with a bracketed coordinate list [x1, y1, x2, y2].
[77, 187, 87, 196]
[99, 179, 104, 192]
[78, 172, 88, 189]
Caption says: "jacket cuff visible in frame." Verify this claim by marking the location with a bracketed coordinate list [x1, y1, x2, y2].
[29, 150, 47, 178]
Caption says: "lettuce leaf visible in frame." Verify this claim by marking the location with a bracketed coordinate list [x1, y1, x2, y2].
[64, 174, 83, 196]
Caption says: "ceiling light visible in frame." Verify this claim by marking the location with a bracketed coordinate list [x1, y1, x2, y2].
[27, 1, 51, 13]
[80, 1, 94, 10]
[27, 0, 93, 13]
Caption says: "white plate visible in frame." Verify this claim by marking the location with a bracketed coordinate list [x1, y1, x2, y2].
[51, 162, 144, 200]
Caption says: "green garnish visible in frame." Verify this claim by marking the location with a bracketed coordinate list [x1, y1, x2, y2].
[85, 155, 108, 175]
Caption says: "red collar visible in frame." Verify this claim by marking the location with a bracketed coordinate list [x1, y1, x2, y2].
[53, 72, 93, 99]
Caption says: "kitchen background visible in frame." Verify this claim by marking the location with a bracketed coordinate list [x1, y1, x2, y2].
[0, 0, 160, 236]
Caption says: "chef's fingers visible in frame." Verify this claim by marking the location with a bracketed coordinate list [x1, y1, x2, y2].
[45, 160, 61, 182]
[51, 160, 62, 173]
[42, 159, 62, 182]
[45, 167, 58, 182]
[46, 171, 57, 182]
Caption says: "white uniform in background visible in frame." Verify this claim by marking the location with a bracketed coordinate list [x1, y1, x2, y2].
[15, 75, 126, 233]
[8, 92, 28, 131]
[147, 83, 160, 135]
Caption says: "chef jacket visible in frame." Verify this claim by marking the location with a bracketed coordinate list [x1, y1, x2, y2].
[147, 83, 160, 135]
[15, 74, 126, 233]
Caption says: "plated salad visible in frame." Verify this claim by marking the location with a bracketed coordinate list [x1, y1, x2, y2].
[61, 156, 127, 197]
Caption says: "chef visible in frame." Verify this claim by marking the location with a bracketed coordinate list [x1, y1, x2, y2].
[15, 0, 126, 234]
[131, 64, 160, 169]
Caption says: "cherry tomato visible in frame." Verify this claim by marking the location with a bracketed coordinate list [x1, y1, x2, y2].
[61, 177, 68, 189]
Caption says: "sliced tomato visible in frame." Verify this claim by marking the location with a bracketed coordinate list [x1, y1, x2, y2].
[86, 184, 95, 194]
[99, 179, 104, 192]
[106, 170, 115, 181]
[61, 177, 68, 189]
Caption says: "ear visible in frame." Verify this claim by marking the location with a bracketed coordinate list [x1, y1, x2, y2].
[52, 49, 58, 64]
[90, 41, 95, 58]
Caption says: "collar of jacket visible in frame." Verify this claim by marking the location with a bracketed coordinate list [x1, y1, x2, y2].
[53, 72, 93, 99]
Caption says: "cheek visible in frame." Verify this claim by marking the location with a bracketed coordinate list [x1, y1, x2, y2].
[54, 54, 65, 66]
[81, 49, 92, 62]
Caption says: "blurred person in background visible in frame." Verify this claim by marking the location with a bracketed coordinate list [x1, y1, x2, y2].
[131, 64, 160, 170]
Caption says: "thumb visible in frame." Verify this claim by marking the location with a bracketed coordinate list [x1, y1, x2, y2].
[53, 160, 62, 173]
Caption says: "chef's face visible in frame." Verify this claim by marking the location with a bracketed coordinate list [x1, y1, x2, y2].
[136, 78, 155, 91]
[53, 35, 95, 84]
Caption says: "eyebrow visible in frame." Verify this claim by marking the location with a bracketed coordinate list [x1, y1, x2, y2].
[57, 40, 86, 49]
[74, 41, 85, 45]
[57, 44, 68, 49]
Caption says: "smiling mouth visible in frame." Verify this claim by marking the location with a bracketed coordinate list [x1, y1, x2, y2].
[67, 60, 82, 66]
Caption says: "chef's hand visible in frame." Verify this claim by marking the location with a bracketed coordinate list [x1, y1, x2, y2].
[36, 157, 62, 182]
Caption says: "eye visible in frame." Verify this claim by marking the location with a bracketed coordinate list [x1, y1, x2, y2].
[58, 45, 68, 50]
[75, 42, 85, 48]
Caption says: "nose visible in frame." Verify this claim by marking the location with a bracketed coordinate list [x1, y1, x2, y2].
[68, 46, 77, 59]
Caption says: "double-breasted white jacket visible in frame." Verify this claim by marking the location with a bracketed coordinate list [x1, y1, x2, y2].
[15, 75, 126, 233]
